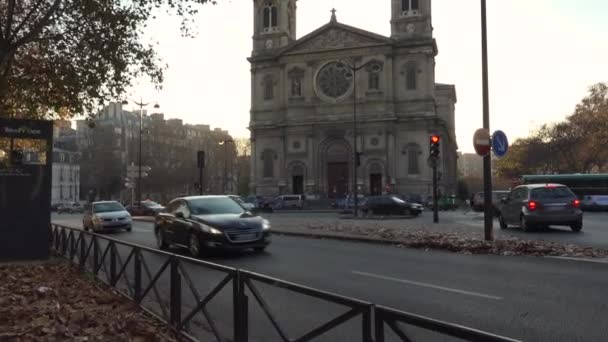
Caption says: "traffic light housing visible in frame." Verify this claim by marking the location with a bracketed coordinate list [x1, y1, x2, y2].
[429, 135, 440, 158]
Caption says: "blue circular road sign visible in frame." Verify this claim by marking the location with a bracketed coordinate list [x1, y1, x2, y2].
[492, 130, 509, 157]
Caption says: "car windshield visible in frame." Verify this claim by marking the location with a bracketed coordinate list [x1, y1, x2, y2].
[531, 187, 574, 199]
[188, 197, 245, 215]
[93, 202, 125, 213]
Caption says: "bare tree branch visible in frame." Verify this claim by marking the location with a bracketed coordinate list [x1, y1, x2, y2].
[3, 0, 16, 42]
[10, 0, 48, 43]
[14, 0, 62, 47]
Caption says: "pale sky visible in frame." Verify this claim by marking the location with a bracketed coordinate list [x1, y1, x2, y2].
[126, 0, 608, 153]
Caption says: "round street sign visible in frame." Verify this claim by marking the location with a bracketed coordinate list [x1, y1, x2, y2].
[492, 130, 509, 158]
[473, 128, 491, 156]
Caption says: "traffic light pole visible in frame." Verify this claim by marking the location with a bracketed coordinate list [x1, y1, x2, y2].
[432, 164, 438, 223]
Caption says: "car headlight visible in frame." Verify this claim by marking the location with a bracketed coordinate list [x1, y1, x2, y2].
[201, 224, 223, 235]
[262, 219, 271, 230]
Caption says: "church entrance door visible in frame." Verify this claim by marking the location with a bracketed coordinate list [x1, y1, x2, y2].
[292, 176, 304, 195]
[370, 174, 382, 195]
[327, 162, 348, 198]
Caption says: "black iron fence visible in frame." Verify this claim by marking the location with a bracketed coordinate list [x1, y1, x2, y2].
[51, 224, 521, 342]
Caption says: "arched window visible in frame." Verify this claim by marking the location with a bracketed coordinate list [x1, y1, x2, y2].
[407, 143, 421, 174]
[263, 7, 270, 29]
[402, 0, 419, 11]
[263, 75, 274, 100]
[366, 62, 383, 91]
[271, 6, 278, 27]
[263, 2, 278, 30]
[406, 62, 417, 90]
[262, 150, 276, 178]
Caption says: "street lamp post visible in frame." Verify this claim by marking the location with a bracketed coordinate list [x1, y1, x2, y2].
[122, 98, 159, 205]
[219, 138, 234, 194]
[338, 60, 381, 217]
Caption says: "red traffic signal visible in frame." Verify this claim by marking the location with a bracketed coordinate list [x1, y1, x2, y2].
[429, 135, 440, 158]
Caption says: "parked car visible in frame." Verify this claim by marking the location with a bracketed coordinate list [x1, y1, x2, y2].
[154, 195, 271, 256]
[331, 194, 366, 209]
[361, 195, 423, 216]
[472, 192, 485, 211]
[229, 195, 255, 211]
[57, 202, 84, 214]
[498, 184, 583, 232]
[83, 201, 132, 232]
[472, 191, 510, 216]
[126, 200, 165, 216]
[491, 190, 510, 216]
[272, 195, 304, 210]
[245, 195, 274, 212]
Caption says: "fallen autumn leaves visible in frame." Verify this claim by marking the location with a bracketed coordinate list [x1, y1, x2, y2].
[0, 259, 180, 342]
[303, 224, 608, 258]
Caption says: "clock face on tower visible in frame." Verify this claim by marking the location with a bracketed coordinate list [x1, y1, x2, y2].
[314, 61, 353, 102]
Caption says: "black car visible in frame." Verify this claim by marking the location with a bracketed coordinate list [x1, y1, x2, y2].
[154, 196, 271, 257]
[126, 200, 165, 216]
[361, 195, 423, 216]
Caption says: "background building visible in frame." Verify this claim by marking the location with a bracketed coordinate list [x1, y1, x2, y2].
[249, 0, 458, 198]
[457, 153, 483, 179]
[76, 103, 237, 203]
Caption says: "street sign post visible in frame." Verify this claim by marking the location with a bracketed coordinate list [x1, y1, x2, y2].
[492, 130, 509, 158]
[473, 128, 491, 156]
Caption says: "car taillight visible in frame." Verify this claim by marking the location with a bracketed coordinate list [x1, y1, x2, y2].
[573, 199, 580, 208]
[527, 201, 538, 211]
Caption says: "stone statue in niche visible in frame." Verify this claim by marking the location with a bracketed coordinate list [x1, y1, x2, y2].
[291, 78, 302, 97]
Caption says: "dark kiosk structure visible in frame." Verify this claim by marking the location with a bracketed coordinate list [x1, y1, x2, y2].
[0, 119, 53, 260]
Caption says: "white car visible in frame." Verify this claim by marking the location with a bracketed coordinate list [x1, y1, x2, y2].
[83, 201, 132, 232]
[228, 195, 256, 211]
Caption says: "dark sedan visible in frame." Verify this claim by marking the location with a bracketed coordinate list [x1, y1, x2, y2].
[154, 196, 271, 257]
[361, 195, 423, 216]
[127, 200, 165, 216]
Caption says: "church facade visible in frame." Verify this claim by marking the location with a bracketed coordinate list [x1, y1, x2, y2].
[249, 0, 458, 198]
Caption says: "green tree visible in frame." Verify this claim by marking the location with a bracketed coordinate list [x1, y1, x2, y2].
[0, 0, 217, 119]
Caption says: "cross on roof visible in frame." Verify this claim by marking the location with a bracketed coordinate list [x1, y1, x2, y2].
[330, 8, 337, 23]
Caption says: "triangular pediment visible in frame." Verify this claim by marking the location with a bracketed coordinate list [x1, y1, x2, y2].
[281, 22, 392, 56]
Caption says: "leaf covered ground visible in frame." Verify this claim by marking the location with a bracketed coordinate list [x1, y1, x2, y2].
[0, 259, 180, 342]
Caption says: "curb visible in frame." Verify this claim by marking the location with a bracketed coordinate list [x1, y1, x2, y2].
[271, 229, 398, 246]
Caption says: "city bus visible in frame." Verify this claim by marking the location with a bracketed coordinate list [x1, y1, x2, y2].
[521, 174, 608, 211]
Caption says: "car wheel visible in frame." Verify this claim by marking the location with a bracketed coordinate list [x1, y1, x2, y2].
[189, 233, 202, 258]
[254, 247, 266, 253]
[520, 215, 531, 232]
[125, 225, 132, 232]
[156, 229, 168, 250]
[571, 221, 583, 232]
[499, 215, 508, 229]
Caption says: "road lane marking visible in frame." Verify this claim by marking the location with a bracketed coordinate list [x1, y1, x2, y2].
[546, 256, 608, 264]
[351, 270, 503, 300]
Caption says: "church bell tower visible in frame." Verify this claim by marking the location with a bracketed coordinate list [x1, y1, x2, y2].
[252, 0, 297, 55]
[391, 0, 432, 40]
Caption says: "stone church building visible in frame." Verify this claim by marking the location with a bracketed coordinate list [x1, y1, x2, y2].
[249, 0, 457, 198]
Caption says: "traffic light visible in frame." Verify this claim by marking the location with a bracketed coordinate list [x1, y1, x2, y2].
[429, 135, 440, 158]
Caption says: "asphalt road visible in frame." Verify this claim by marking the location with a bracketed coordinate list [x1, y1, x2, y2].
[52, 213, 608, 342]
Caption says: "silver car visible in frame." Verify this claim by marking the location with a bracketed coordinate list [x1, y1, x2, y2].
[499, 184, 583, 232]
[83, 201, 132, 232]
